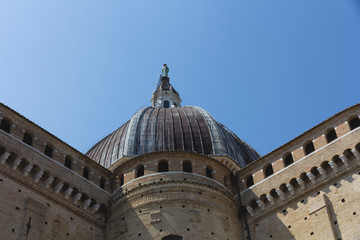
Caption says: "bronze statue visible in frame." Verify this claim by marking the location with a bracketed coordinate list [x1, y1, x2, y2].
[161, 64, 169, 77]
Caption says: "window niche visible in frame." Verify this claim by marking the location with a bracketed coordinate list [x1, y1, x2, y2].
[64, 156, 72, 169]
[23, 132, 33, 146]
[0, 119, 11, 133]
[326, 129, 337, 143]
[304, 142, 315, 155]
[183, 161, 192, 173]
[283, 153, 294, 167]
[100, 178, 105, 189]
[136, 165, 144, 178]
[264, 164, 274, 178]
[44, 145, 53, 158]
[158, 161, 169, 172]
[349, 116, 360, 130]
[246, 175, 254, 188]
[206, 167, 213, 179]
[83, 167, 89, 179]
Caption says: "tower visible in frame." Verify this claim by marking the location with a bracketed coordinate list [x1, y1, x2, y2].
[151, 75, 182, 108]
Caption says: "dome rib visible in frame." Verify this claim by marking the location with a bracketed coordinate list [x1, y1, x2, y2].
[86, 106, 260, 168]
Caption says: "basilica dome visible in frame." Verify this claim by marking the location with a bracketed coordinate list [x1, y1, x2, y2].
[86, 73, 260, 168]
[86, 105, 260, 168]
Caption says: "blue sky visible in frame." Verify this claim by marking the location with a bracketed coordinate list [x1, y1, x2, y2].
[0, 0, 359, 156]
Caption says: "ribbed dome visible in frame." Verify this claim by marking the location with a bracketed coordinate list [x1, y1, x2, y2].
[86, 106, 260, 168]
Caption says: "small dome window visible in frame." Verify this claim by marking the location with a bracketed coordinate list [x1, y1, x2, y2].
[183, 161, 192, 173]
[164, 100, 170, 108]
[206, 167, 213, 179]
[100, 177, 105, 189]
[136, 165, 144, 178]
[83, 167, 89, 179]
[158, 161, 169, 172]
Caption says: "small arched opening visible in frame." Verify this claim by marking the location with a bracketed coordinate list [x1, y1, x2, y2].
[206, 167, 213, 179]
[320, 161, 331, 174]
[136, 165, 144, 178]
[164, 100, 170, 108]
[23, 132, 33, 146]
[264, 164, 274, 178]
[64, 156, 72, 169]
[246, 175, 254, 188]
[326, 129, 337, 143]
[44, 144, 53, 158]
[183, 161, 192, 173]
[304, 141, 315, 155]
[349, 116, 360, 130]
[310, 167, 321, 179]
[290, 178, 300, 190]
[283, 153, 294, 167]
[158, 161, 169, 172]
[344, 149, 356, 161]
[100, 177, 105, 189]
[0, 119, 11, 133]
[332, 155, 344, 168]
[83, 167, 89, 179]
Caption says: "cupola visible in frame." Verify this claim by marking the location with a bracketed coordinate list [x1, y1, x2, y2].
[151, 64, 182, 108]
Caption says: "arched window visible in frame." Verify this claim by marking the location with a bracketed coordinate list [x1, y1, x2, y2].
[44, 144, 53, 158]
[136, 165, 144, 178]
[326, 129, 337, 143]
[100, 177, 105, 189]
[83, 167, 89, 179]
[183, 161, 192, 173]
[164, 100, 170, 108]
[283, 153, 294, 167]
[206, 167, 213, 179]
[23, 132, 33, 146]
[264, 164, 274, 178]
[349, 116, 360, 130]
[246, 175, 254, 188]
[162, 235, 182, 240]
[304, 142, 315, 155]
[158, 161, 169, 172]
[0, 119, 11, 133]
[64, 156, 72, 169]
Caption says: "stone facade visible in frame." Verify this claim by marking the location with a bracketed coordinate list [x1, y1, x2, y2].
[1, 101, 360, 240]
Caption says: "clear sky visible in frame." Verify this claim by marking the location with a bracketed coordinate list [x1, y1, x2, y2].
[0, 0, 359, 157]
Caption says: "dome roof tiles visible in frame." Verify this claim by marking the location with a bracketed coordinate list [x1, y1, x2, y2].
[86, 106, 260, 168]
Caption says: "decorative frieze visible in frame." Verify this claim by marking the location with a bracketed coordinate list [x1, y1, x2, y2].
[12, 158, 22, 170]
[23, 164, 33, 177]
[33, 169, 44, 183]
